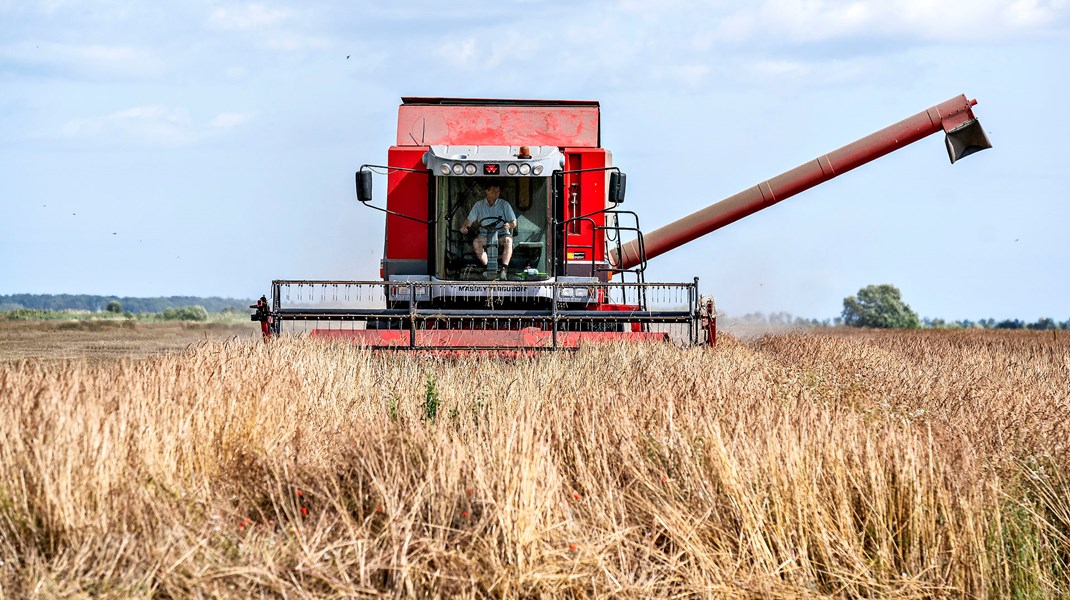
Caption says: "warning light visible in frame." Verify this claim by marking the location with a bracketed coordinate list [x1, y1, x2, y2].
[483, 163, 500, 175]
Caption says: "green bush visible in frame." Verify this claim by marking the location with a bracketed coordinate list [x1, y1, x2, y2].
[161, 305, 209, 322]
[4, 309, 86, 321]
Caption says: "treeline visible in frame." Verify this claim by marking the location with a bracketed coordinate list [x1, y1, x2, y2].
[727, 312, 1070, 331]
[921, 317, 1070, 330]
[840, 284, 1069, 330]
[728, 312, 838, 328]
[0, 294, 252, 314]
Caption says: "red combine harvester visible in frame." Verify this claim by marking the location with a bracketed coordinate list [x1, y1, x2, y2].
[265, 95, 990, 350]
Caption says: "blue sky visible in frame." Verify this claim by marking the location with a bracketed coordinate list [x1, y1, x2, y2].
[1, 0, 1067, 321]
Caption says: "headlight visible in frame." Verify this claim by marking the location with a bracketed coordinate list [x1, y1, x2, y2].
[452, 163, 464, 175]
[575, 288, 589, 298]
[560, 288, 574, 298]
[519, 163, 531, 175]
[533, 164, 544, 175]
[506, 163, 519, 175]
[439, 164, 451, 175]
[464, 163, 477, 175]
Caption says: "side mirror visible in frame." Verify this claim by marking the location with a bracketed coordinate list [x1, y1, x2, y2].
[356, 170, 373, 203]
[609, 171, 626, 204]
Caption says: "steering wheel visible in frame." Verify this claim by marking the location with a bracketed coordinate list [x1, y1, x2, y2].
[478, 216, 508, 231]
[468, 216, 510, 239]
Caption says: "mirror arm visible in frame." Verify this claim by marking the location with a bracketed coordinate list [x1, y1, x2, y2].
[355, 165, 434, 224]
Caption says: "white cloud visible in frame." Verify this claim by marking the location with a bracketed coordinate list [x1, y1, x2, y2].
[56, 106, 255, 146]
[224, 65, 249, 78]
[59, 106, 192, 144]
[260, 31, 331, 51]
[207, 3, 292, 31]
[436, 38, 490, 69]
[718, 0, 1069, 44]
[749, 58, 813, 80]
[1007, 0, 1069, 26]
[0, 42, 163, 79]
[7, 0, 77, 15]
[209, 112, 255, 130]
[204, 3, 329, 51]
[662, 64, 713, 87]
[506, 0, 1066, 92]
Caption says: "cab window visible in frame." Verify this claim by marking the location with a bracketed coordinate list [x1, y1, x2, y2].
[435, 177, 551, 279]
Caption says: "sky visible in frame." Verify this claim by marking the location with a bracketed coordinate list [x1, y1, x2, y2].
[1, 0, 1067, 321]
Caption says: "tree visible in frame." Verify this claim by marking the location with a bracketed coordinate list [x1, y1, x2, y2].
[1028, 317, 1056, 330]
[841, 284, 920, 329]
[105, 300, 123, 313]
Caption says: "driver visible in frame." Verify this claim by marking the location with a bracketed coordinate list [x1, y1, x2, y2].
[460, 181, 517, 279]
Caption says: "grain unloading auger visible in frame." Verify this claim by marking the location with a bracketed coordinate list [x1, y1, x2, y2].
[612, 95, 992, 269]
[264, 95, 990, 350]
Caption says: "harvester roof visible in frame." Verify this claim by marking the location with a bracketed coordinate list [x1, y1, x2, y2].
[396, 98, 601, 147]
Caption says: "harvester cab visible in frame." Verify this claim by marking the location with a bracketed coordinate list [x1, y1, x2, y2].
[265, 95, 991, 350]
[422, 145, 558, 281]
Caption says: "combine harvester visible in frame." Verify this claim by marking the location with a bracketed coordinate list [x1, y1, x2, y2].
[263, 95, 990, 350]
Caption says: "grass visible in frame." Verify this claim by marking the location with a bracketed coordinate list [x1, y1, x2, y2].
[1, 308, 251, 324]
[0, 320, 256, 364]
[0, 329, 1067, 597]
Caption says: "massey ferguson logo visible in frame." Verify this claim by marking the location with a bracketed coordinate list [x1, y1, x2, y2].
[457, 285, 526, 292]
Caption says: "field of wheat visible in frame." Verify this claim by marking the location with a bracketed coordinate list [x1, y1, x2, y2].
[1, 329, 1068, 598]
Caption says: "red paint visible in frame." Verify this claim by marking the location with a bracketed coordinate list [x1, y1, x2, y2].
[396, 98, 600, 147]
[384, 147, 431, 261]
[310, 327, 668, 348]
[562, 149, 609, 264]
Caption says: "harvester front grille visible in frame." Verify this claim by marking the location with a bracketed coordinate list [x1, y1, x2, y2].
[269, 280, 701, 349]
